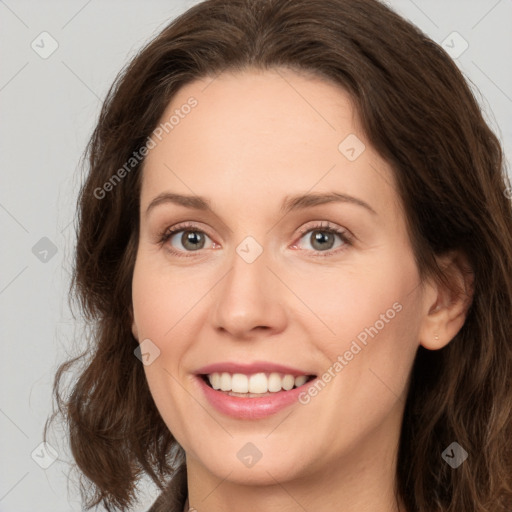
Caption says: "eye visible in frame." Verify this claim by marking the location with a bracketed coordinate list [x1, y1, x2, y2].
[158, 222, 215, 257]
[158, 221, 352, 258]
[293, 221, 352, 256]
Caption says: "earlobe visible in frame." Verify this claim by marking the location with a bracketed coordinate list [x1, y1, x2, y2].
[419, 251, 474, 350]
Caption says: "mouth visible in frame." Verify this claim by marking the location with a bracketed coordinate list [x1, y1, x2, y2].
[193, 361, 319, 418]
[199, 372, 317, 398]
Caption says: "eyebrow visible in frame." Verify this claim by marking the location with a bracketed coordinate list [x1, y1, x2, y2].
[145, 191, 377, 217]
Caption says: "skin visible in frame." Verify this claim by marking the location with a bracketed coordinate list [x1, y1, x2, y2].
[131, 67, 471, 512]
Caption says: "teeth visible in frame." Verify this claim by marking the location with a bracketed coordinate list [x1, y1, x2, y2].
[207, 372, 311, 393]
[268, 372, 282, 392]
[249, 373, 267, 393]
[294, 375, 308, 387]
[232, 373, 248, 393]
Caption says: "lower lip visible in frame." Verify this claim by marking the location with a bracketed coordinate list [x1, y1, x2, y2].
[195, 375, 315, 420]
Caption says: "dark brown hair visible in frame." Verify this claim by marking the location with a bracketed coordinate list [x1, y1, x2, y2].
[44, 0, 512, 510]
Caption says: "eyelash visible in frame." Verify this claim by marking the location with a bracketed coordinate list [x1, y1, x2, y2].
[157, 221, 353, 258]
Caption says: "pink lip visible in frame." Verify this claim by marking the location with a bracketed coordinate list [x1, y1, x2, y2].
[194, 374, 317, 420]
[195, 361, 313, 377]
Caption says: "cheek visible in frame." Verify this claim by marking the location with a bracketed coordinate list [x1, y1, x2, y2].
[131, 256, 186, 406]
[321, 263, 421, 407]
[131, 252, 197, 340]
[296, 271, 421, 449]
[303, 259, 422, 421]
[296, 256, 420, 353]
[132, 256, 193, 441]
[131, 253, 207, 403]
[141, 362, 194, 453]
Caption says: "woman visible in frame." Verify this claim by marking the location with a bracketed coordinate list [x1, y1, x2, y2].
[45, 0, 512, 511]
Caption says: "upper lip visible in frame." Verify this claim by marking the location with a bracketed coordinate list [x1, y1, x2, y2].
[195, 361, 315, 377]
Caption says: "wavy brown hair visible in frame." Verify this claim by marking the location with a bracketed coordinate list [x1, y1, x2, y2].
[44, 0, 512, 510]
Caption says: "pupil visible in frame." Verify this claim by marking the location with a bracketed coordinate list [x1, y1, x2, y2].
[183, 231, 204, 250]
[312, 231, 334, 251]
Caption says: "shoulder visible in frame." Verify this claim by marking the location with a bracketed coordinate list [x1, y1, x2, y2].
[146, 464, 188, 512]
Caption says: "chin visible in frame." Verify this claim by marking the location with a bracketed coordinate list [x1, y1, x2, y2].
[189, 441, 310, 486]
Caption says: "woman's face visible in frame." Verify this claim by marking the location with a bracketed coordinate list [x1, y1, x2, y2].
[131, 67, 432, 487]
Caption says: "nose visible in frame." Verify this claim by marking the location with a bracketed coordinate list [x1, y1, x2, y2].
[211, 242, 288, 340]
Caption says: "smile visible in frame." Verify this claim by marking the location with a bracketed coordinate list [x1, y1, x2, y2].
[203, 372, 314, 395]
[193, 362, 318, 419]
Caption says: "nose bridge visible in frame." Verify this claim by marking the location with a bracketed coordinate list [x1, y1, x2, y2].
[211, 235, 287, 337]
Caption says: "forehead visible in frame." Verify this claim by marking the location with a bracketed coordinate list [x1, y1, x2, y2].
[140, 67, 399, 221]
[167, 66, 359, 146]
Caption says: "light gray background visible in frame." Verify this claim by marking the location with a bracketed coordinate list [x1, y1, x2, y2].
[1, 1, 511, 511]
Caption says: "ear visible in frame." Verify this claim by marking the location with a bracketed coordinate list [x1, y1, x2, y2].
[418, 250, 474, 350]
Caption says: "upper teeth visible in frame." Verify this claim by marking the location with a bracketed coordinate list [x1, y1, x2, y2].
[207, 372, 309, 393]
